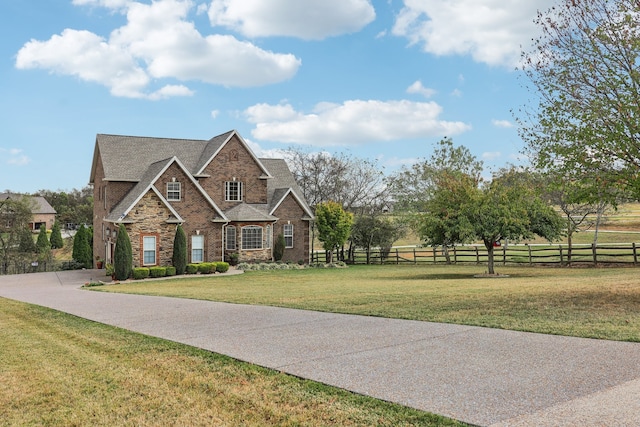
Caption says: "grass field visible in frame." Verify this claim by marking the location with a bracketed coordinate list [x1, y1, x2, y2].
[94, 264, 640, 342]
[0, 297, 465, 426]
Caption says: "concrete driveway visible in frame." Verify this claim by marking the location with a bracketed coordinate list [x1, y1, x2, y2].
[1, 269, 639, 426]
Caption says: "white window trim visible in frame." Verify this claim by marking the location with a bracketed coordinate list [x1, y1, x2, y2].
[225, 181, 243, 201]
[284, 224, 294, 248]
[191, 235, 204, 263]
[167, 181, 181, 201]
[226, 226, 236, 250]
[142, 235, 157, 266]
[241, 225, 263, 250]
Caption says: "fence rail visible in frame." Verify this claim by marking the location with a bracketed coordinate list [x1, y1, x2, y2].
[312, 243, 640, 266]
[0, 260, 78, 275]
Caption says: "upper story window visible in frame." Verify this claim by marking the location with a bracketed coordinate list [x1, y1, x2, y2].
[167, 181, 181, 201]
[284, 224, 294, 248]
[242, 226, 263, 250]
[225, 181, 243, 201]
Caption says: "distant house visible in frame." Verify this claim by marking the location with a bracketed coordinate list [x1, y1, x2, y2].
[0, 192, 57, 231]
[89, 130, 314, 268]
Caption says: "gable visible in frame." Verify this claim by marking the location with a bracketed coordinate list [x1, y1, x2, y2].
[195, 131, 272, 178]
[270, 189, 313, 219]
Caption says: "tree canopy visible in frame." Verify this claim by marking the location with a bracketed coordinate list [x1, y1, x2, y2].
[518, 0, 640, 199]
[315, 201, 353, 264]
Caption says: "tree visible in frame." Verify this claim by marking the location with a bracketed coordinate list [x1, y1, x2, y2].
[72, 226, 93, 268]
[387, 137, 483, 212]
[34, 186, 93, 227]
[315, 201, 353, 264]
[350, 214, 406, 264]
[50, 221, 64, 249]
[18, 227, 36, 254]
[518, 0, 640, 199]
[172, 224, 187, 275]
[0, 196, 33, 273]
[470, 169, 564, 274]
[114, 224, 132, 280]
[36, 224, 51, 260]
[273, 233, 285, 261]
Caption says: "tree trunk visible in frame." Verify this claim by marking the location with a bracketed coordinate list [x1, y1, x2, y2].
[486, 244, 495, 275]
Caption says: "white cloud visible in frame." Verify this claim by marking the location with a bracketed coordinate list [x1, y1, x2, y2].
[1, 148, 31, 166]
[450, 89, 463, 97]
[406, 80, 436, 98]
[392, 0, 556, 67]
[210, 109, 220, 119]
[244, 99, 471, 146]
[16, 0, 301, 99]
[244, 139, 289, 159]
[208, 0, 375, 40]
[492, 119, 514, 128]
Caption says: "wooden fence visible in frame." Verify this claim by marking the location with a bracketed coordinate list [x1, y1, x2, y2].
[312, 243, 640, 266]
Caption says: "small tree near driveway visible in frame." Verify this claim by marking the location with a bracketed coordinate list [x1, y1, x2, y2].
[315, 201, 353, 264]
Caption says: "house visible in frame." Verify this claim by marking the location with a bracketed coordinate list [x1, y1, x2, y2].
[0, 192, 57, 231]
[89, 130, 314, 268]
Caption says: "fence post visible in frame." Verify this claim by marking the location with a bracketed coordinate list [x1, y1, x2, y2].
[559, 245, 564, 266]
[634, 243, 638, 266]
[528, 244, 532, 266]
[395, 248, 399, 265]
[453, 246, 457, 264]
[592, 243, 597, 266]
[414, 248, 417, 264]
[475, 246, 479, 264]
[433, 247, 437, 264]
[503, 245, 507, 265]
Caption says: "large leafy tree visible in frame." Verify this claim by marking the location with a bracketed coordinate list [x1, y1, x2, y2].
[350, 214, 406, 264]
[518, 0, 640, 199]
[315, 201, 353, 264]
[0, 197, 33, 273]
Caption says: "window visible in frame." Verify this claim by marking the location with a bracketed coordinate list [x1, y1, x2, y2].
[167, 181, 181, 201]
[284, 224, 294, 248]
[143, 236, 156, 265]
[191, 235, 204, 263]
[266, 225, 271, 248]
[226, 226, 236, 250]
[225, 181, 243, 201]
[242, 226, 263, 250]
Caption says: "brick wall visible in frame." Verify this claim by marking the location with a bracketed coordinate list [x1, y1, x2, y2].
[272, 194, 311, 263]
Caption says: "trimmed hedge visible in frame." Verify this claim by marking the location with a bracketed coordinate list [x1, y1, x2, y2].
[166, 266, 176, 276]
[186, 264, 199, 274]
[149, 266, 167, 278]
[133, 267, 150, 280]
[197, 262, 216, 274]
[216, 262, 230, 273]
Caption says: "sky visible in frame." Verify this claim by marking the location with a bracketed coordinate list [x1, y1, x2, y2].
[1, 0, 556, 194]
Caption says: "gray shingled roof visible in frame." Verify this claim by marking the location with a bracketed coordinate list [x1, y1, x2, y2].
[93, 134, 209, 182]
[225, 203, 276, 222]
[0, 193, 56, 214]
[92, 131, 312, 223]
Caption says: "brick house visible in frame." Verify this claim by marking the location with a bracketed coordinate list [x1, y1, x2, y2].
[0, 193, 57, 231]
[89, 130, 313, 268]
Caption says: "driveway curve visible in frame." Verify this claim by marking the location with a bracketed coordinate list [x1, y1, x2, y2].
[1, 270, 639, 426]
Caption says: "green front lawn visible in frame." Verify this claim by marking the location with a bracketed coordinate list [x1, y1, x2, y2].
[94, 264, 640, 342]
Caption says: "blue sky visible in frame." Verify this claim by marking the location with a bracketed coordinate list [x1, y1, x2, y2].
[1, 0, 555, 194]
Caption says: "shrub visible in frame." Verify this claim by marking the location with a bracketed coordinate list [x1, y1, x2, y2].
[114, 224, 133, 280]
[172, 225, 187, 275]
[149, 266, 166, 278]
[166, 266, 176, 276]
[72, 226, 92, 268]
[215, 262, 229, 273]
[198, 262, 216, 274]
[50, 222, 64, 249]
[186, 264, 199, 274]
[274, 233, 285, 261]
[133, 267, 150, 280]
